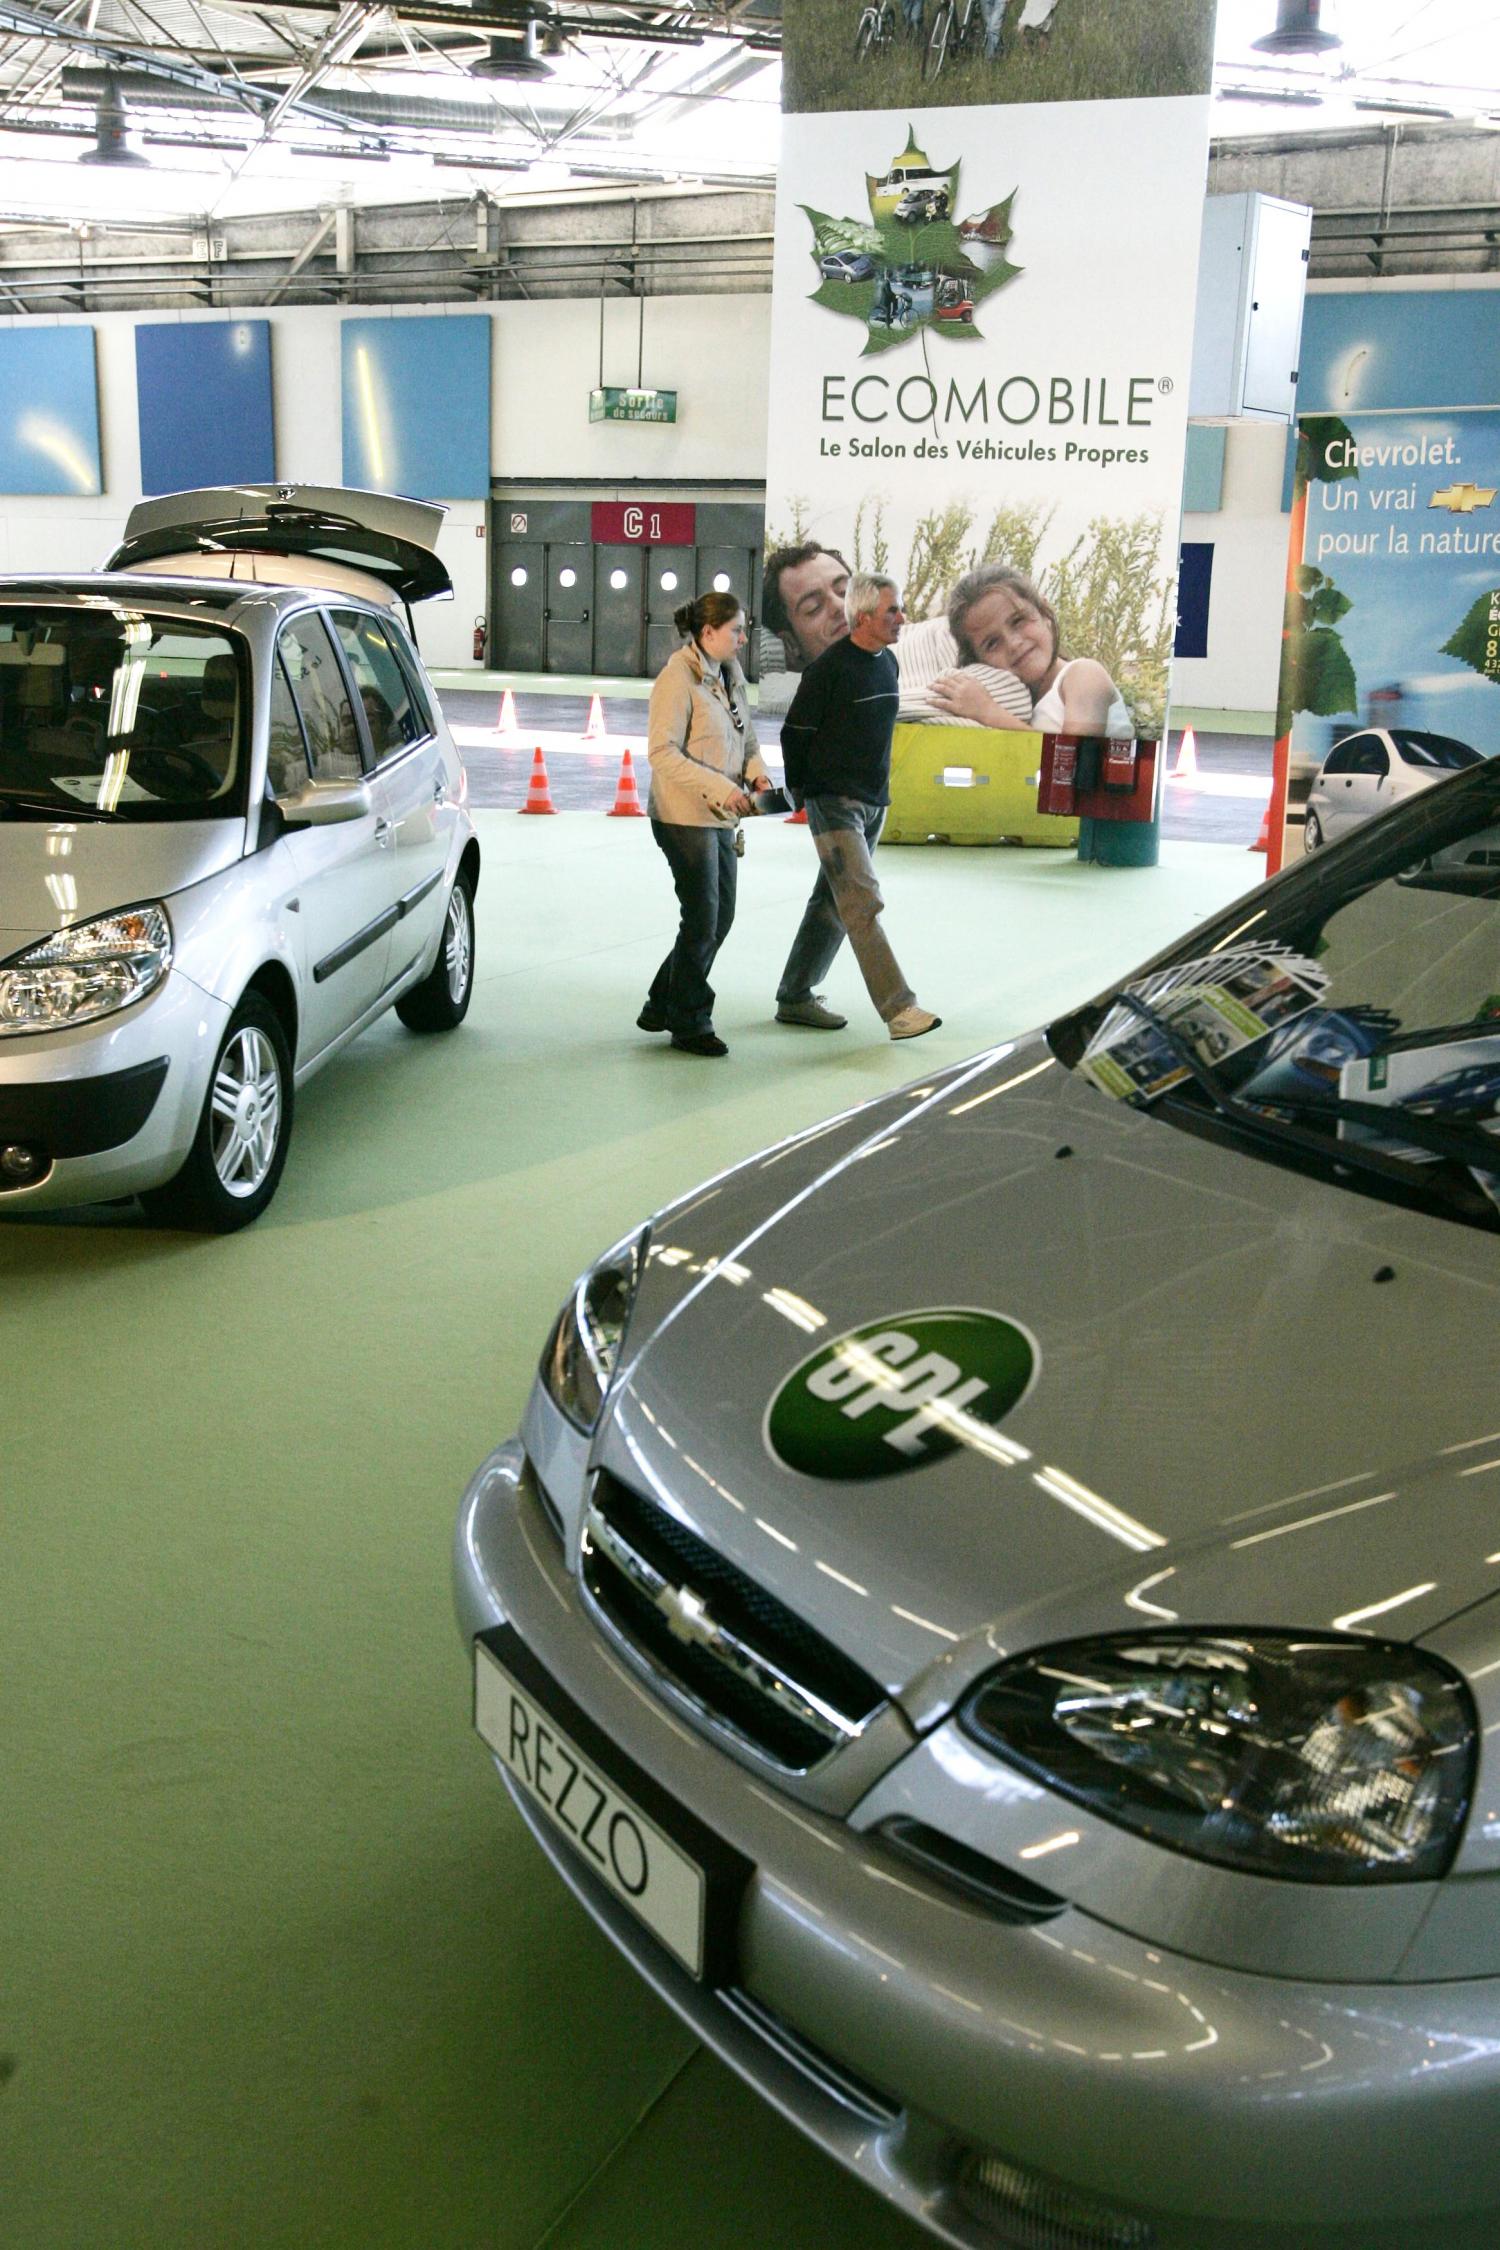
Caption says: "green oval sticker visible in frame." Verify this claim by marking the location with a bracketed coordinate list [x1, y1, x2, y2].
[765, 1308, 1037, 1482]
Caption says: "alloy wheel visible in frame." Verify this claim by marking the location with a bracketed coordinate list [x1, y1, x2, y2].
[209, 1026, 283, 1197]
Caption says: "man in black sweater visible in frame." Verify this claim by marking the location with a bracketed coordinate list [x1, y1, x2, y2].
[774, 572, 942, 1041]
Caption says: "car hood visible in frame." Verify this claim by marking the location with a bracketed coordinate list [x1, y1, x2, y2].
[0, 819, 245, 951]
[602, 1038, 1500, 1709]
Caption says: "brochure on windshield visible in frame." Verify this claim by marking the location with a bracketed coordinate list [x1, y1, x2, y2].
[1081, 946, 1331, 1106]
[1339, 1033, 1500, 1210]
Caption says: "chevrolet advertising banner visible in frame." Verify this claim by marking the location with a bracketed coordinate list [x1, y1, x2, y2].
[762, 0, 1217, 846]
[1274, 409, 1500, 871]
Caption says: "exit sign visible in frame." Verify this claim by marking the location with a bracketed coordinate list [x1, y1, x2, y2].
[592, 501, 698, 546]
[589, 386, 677, 424]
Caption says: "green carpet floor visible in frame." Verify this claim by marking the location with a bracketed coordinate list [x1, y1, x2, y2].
[1, 815, 1255, 2250]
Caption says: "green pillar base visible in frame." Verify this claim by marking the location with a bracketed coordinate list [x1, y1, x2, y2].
[1078, 815, 1160, 868]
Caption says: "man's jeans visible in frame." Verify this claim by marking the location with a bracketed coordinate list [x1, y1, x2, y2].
[901, 0, 924, 29]
[776, 795, 915, 1024]
[979, 0, 1006, 55]
[645, 821, 737, 1035]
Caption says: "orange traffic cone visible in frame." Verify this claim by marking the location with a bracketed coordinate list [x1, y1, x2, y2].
[519, 746, 557, 815]
[786, 805, 808, 825]
[584, 693, 607, 741]
[1249, 798, 1271, 853]
[1172, 725, 1198, 781]
[498, 686, 518, 733]
[608, 748, 646, 818]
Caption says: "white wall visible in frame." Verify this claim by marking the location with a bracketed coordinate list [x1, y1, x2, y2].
[0, 293, 773, 671]
[1173, 418, 1291, 722]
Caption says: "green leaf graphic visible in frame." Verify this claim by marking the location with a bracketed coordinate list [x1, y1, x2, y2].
[806, 129, 1021, 356]
[1442, 587, 1500, 684]
[1294, 416, 1360, 500]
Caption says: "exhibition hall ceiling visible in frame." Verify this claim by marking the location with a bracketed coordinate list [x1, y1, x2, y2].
[0, 0, 1496, 223]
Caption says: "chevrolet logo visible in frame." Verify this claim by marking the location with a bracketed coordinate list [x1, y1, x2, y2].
[1430, 483, 1497, 514]
[655, 1580, 718, 1649]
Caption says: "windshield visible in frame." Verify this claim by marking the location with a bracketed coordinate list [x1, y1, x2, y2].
[1050, 759, 1500, 1233]
[1392, 732, 1481, 771]
[0, 604, 246, 823]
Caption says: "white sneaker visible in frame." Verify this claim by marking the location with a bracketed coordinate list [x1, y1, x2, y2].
[776, 995, 848, 1030]
[888, 1005, 942, 1041]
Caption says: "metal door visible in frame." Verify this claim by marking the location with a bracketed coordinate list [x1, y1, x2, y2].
[594, 545, 645, 677]
[696, 546, 757, 613]
[493, 541, 545, 672]
[544, 543, 592, 675]
[645, 545, 693, 676]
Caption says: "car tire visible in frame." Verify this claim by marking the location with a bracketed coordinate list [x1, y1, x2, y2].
[1304, 808, 1324, 853]
[143, 989, 294, 1232]
[395, 869, 475, 1033]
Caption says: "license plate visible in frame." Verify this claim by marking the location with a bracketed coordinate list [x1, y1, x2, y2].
[474, 1625, 749, 1983]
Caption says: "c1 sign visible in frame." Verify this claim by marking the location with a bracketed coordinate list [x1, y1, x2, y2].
[592, 501, 698, 546]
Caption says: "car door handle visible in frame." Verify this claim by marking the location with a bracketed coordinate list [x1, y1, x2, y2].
[433, 780, 446, 805]
[375, 817, 395, 847]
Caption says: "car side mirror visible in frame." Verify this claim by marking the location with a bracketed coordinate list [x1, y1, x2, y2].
[275, 775, 373, 827]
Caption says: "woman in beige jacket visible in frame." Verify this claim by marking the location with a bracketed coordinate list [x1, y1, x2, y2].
[638, 590, 770, 1057]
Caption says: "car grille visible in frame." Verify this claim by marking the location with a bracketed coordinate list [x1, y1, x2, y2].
[580, 1468, 887, 1771]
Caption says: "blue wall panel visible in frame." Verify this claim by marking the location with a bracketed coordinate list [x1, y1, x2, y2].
[1296, 290, 1500, 415]
[341, 316, 490, 501]
[0, 328, 102, 495]
[136, 321, 274, 495]
[1182, 424, 1227, 514]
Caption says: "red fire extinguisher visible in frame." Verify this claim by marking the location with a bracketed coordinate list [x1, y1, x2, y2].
[473, 615, 487, 664]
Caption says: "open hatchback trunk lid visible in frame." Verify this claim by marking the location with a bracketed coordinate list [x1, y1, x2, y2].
[105, 484, 451, 605]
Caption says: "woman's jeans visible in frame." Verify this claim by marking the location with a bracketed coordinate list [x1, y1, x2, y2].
[776, 795, 916, 1024]
[645, 821, 738, 1035]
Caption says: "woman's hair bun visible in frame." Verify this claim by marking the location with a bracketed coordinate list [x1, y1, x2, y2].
[674, 588, 742, 645]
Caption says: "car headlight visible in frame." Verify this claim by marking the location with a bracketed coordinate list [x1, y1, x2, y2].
[0, 905, 173, 1035]
[541, 1225, 650, 1432]
[962, 1631, 1476, 1885]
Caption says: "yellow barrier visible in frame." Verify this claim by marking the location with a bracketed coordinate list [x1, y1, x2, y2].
[882, 722, 1081, 847]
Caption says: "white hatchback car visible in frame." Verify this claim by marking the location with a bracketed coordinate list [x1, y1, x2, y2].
[0, 484, 478, 1229]
[1303, 726, 1482, 852]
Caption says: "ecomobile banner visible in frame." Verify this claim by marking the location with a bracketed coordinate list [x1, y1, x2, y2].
[763, 0, 1217, 778]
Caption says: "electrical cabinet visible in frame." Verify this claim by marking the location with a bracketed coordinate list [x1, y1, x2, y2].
[1189, 192, 1312, 423]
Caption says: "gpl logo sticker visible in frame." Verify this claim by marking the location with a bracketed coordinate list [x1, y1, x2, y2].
[765, 1309, 1037, 1482]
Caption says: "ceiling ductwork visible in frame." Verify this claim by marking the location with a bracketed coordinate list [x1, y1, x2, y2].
[59, 69, 631, 139]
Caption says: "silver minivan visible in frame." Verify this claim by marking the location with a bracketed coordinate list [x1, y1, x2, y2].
[0, 484, 479, 1229]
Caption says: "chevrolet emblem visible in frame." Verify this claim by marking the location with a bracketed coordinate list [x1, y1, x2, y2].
[1429, 483, 1497, 515]
[656, 1581, 716, 1648]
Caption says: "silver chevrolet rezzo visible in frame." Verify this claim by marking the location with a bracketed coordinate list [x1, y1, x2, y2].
[0, 485, 478, 1229]
[457, 758, 1500, 2250]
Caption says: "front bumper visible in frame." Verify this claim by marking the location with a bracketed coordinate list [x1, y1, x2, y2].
[455, 1408, 1500, 2250]
[0, 970, 228, 1208]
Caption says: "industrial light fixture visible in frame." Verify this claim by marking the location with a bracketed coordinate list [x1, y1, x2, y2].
[469, 13, 556, 79]
[78, 69, 149, 167]
[1252, 1, 1341, 56]
[1354, 95, 1455, 118]
[1217, 82, 1324, 105]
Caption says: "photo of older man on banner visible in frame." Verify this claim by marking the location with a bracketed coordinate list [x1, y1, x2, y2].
[766, 0, 1217, 859]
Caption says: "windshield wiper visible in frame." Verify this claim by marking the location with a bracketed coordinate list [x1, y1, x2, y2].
[1251, 1091, 1500, 1176]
